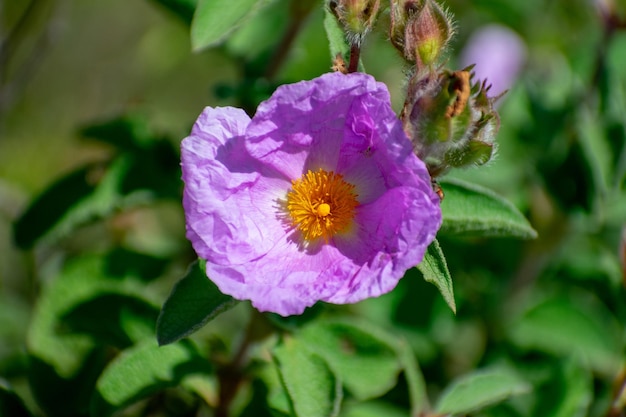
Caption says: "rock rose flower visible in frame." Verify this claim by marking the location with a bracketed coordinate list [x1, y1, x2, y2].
[181, 72, 441, 316]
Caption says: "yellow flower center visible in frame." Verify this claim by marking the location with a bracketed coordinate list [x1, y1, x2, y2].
[286, 169, 359, 242]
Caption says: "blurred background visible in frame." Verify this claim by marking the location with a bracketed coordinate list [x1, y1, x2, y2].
[1, 0, 625, 416]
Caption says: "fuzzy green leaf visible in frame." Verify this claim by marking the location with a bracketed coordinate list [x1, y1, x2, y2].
[416, 239, 456, 313]
[26, 255, 159, 416]
[508, 296, 622, 375]
[323, 5, 349, 63]
[156, 260, 238, 346]
[273, 338, 342, 417]
[435, 368, 531, 415]
[439, 178, 537, 239]
[91, 341, 213, 417]
[191, 0, 270, 51]
[298, 319, 401, 400]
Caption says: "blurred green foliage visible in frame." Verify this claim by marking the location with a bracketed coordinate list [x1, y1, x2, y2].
[1, 0, 625, 416]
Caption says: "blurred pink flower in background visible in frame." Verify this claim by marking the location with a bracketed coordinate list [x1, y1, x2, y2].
[460, 24, 527, 97]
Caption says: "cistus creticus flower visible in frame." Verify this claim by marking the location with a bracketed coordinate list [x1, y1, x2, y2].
[460, 24, 527, 96]
[181, 72, 442, 316]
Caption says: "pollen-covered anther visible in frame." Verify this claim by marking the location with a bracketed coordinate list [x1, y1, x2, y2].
[287, 169, 359, 242]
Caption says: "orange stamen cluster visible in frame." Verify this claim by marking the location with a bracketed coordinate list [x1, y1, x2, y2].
[286, 169, 359, 242]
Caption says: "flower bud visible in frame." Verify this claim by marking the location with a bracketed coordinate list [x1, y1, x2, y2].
[401, 67, 500, 177]
[330, 0, 381, 40]
[405, 0, 454, 67]
[389, 0, 419, 56]
[390, 0, 453, 67]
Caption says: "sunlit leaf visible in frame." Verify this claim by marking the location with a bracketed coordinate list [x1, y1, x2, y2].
[435, 367, 530, 415]
[91, 340, 213, 417]
[298, 319, 401, 400]
[416, 239, 456, 314]
[191, 0, 271, 51]
[439, 178, 537, 239]
[272, 337, 342, 417]
[226, 0, 288, 60]
[156, 260, 238, 346]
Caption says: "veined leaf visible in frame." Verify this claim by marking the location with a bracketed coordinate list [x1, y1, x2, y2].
[91, 340, 213, 417]
[439, 178, 537, 239]
[416, 239, 456, 313]
[191, 0, 271, 51]
[435, 367, 530, 415]
[298, 318, 401, 401]
[272, 337, 342, 417]
[156, 260, 238, 345]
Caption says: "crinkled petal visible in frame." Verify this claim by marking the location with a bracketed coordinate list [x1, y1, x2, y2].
[182, 73, 442, 316]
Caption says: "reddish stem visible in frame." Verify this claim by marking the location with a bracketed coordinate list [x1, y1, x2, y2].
[348, 42, 361, 73]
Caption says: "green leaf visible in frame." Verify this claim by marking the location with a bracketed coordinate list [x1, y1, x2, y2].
[26, 254, 157, 415]
[149, 0, 198, 24]
[439, 178, 538, 239]
[156, 260, 238, 346]
[272, 337, 342, 417]
[91, 340, 213, 417]
[322, 5, 365, 72]
[416, 239, 456, 314]
[298, 319, 401, 400]
[191, 0, 270, 51]
[226, 0, 288, 60]
[60, 293, 159, 348]
[13, 165, 96, 249]
[533, 358, 592, 417]
[435, 368, 530, 415]
[0, 386, 33, 417]
[340, 401, 407, 417]
[27, 255, 157, 376]
[14, 138, 180, 249]
[80, 115, 153, 151]
[396, 339, 429, 415]
[508, 296, 622, 375]
[323, 5, 349, 62]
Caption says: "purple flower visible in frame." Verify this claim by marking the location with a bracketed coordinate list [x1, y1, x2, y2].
[181, 72, 441, 316]
[460, 24, 527, 96]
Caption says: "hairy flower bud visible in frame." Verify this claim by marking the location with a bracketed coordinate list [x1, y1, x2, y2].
[389, 0, 418, 55]
[401, 67, 500, 177]
[330, 0, 381, 40]
[390, 0, 454, 67]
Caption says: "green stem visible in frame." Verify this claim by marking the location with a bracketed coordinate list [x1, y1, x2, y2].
[215, 309, 271, 417]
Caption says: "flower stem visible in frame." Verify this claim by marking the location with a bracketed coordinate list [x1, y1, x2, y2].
[264, 0, 317, 81]
[215, 310, 271, 417]
[348, 42, 361, 73]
